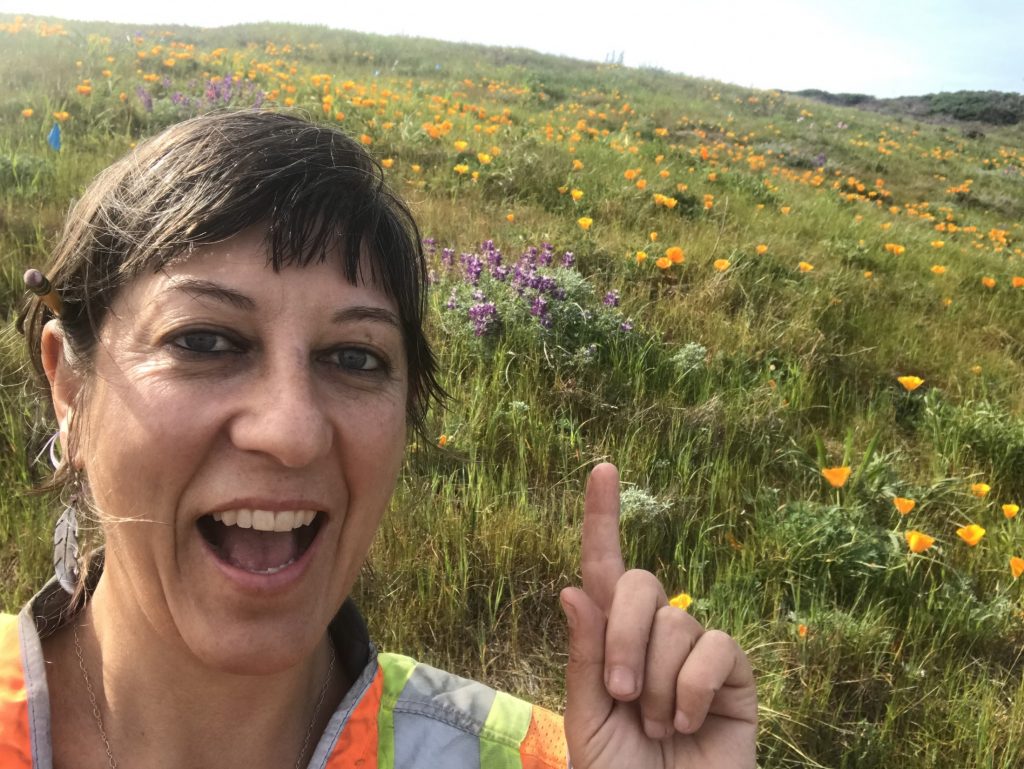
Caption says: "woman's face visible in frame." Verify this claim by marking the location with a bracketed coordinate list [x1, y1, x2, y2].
[52, 228, 408, 674]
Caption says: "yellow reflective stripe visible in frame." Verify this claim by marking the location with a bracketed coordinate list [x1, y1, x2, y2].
[376, 653, 418, 769]
[480, 691, 533, 769]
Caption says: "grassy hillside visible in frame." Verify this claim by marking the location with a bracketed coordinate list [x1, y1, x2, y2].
[2, 14, 1024, 768]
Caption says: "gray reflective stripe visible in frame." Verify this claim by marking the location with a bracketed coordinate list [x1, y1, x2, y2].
[393, 709, 480, 768]
[392, 661, 500, 769]
[18, 606, 53, 769]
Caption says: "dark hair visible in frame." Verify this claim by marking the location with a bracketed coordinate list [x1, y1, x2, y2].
[21, 110, 442, 471]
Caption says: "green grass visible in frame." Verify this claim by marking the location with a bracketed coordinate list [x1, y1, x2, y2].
[2, 13, 1024, 767]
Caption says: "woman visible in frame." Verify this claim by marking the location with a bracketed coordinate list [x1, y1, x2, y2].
[3, 110, 757, 768]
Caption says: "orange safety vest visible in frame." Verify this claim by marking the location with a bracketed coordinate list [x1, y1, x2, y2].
[0, 609, 566, 769]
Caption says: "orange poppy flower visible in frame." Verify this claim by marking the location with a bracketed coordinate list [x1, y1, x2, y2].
[1012, 276, 1024, 289]
[669, 592, 692, 610]
[897, 375, 924, 392]
[798, 261, 814, 272]
[905, 530, 935, 553]
[1003, 504, 1019, 519]
[713, 259, 730, 272]
[577, 217, 593, 231]
[1011, 557, 1024, 580]
[970, 483, 991, 498]
[635, 250, 647, 264]
[893, 497, 916, 515]
[821, 466, 851, 488]
[655, 257, 672, 270]
[981, 276, 996, 288]
[956, 524, 985, 547]
[755, 244, 768, 255]
[665, 246, 685, 264]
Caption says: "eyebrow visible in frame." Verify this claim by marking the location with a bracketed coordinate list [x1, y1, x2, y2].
[166, 278, 256, 311]
[331, 306, 402, 330]
[164, 278, 402, 329]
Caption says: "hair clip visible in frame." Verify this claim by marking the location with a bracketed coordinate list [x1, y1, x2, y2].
[24, 268, 62, 317]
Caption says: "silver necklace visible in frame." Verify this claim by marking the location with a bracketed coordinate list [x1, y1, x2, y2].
[72, 621, 336, 769]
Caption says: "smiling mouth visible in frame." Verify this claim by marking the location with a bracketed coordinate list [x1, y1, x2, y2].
[197, 509, 323, 575]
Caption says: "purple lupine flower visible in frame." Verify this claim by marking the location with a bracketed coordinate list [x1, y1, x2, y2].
[482, 240, 502, 267]
[441, 247, 455, 267]
[530, 295, 548, 318]
[561, 251, 575, 268]
[471, 289, 485, 302]
[446, 289, 458, 310]
[603, 290, 620, 307]
[461, 253, 483, 285]
[468, 302, 499, 336]
[136, 86, 153, 112]
[619, 320, 634, 332]
[422, 237, 437, 255]
[538, 243, 554, 266]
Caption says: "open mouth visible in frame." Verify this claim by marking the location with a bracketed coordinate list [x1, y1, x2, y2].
[197, 509, 324, 575]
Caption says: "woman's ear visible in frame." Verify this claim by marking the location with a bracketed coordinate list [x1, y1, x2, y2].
[41, 320, 82, 461]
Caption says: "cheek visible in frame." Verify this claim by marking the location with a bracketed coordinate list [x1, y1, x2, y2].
[77, 379, 215, 519]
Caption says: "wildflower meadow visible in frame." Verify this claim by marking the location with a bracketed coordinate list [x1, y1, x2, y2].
[2, 15, 1023, 768]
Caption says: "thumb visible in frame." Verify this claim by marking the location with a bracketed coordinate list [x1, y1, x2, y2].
[561, 586, 613, 748]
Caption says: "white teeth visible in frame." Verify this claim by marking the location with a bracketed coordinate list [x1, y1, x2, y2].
[251, 558, 296, 575]
[210, 509, 316, 532]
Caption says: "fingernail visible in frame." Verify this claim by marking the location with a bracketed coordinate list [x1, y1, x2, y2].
[674, 711, 691, 733]
[606, 666, 636, 698]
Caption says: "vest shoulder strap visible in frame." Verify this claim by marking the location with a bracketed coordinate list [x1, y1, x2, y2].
[0, 614, 33, 768]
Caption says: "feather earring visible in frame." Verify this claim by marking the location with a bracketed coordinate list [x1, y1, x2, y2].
[53, 496, 80, 594]
[49, 429, 81, 594]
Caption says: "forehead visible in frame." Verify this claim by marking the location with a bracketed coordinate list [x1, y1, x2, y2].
[128, 229, 400, 314]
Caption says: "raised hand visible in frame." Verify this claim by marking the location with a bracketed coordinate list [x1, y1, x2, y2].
[559, 463, 757, 768]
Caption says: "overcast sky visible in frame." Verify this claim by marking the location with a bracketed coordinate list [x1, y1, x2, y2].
[2, 0, 1021, 98]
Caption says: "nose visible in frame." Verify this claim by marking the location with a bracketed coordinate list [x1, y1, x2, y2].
[228, 359, 334, 468]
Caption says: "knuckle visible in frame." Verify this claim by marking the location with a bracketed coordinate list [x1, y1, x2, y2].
[700, 628, 738, 651]
[677, 679, 717, 707]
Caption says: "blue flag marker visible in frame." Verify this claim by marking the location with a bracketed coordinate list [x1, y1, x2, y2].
[47, 122, 61, 152]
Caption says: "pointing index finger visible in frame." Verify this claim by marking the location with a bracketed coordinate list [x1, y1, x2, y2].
[581, 462, 626, 612]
